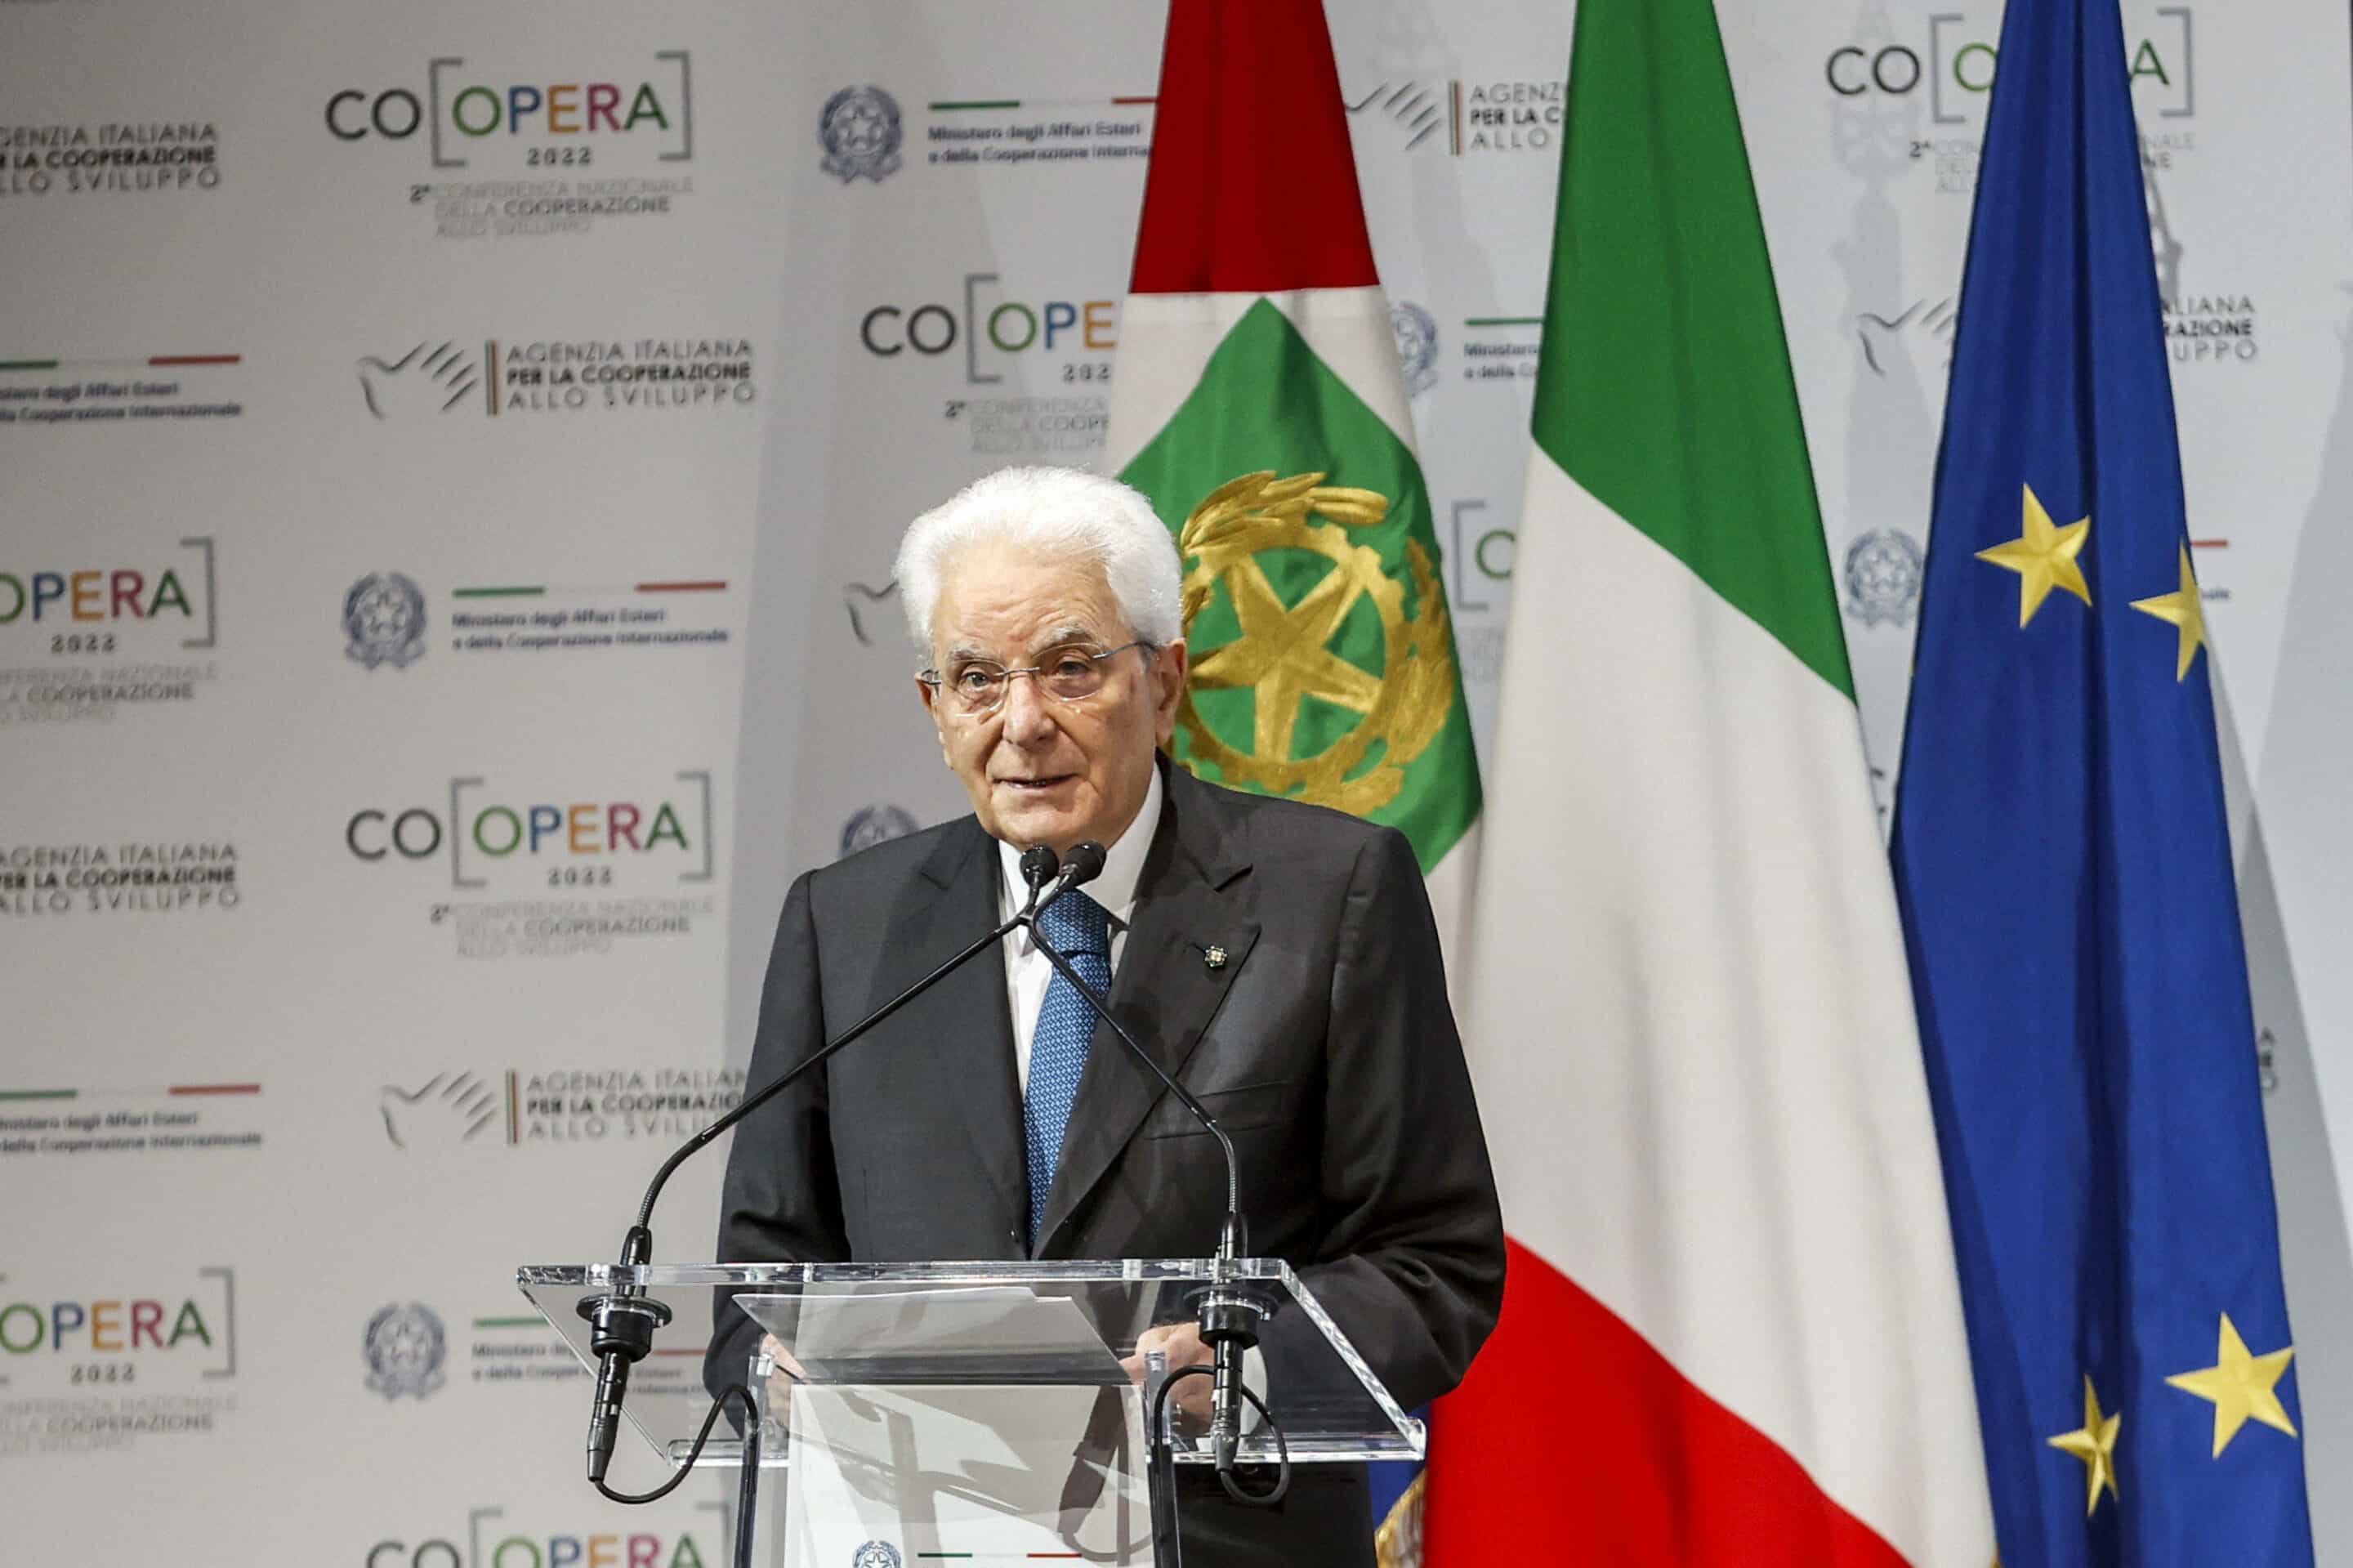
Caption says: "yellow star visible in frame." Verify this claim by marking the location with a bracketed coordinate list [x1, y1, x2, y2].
[1190, 556, 1382, 762]
[2047, 1376, 2123, 1517]
[1976, 484, 2093, 627]
[2165, 1313, 2297, 1458]
[2130, 544, 2209, 681]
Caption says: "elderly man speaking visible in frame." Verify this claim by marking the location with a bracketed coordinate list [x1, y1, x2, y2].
[707, 465, 1502, 1566]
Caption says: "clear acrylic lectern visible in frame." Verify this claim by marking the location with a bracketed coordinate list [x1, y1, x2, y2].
[517, 1259, 1423, 1566]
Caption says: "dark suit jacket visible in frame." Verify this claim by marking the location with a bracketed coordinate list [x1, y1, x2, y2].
[705, 760, 1503, 1565]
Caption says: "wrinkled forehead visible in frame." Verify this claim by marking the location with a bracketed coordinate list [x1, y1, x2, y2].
[931, 542, 1127, 656]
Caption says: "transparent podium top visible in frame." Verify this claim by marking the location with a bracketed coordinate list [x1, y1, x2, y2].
[516, 1259, 1422, 1468]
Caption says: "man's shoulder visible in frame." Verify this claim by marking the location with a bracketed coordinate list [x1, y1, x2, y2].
[1179, 768, 1403, 873]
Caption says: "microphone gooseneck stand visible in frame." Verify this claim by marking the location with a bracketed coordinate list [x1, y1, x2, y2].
[1019, 841, 1290, 1527]
[578, 844, 1071, 1565]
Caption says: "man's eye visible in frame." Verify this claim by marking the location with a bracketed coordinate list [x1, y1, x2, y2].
[1051, 657, 1094, 678]
[956, 668, 998, 692]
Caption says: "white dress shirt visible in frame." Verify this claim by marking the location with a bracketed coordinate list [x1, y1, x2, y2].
[993, 764, 1164, 1092]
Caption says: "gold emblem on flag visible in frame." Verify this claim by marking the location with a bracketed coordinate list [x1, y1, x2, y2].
[1174, 471, 1455, 815]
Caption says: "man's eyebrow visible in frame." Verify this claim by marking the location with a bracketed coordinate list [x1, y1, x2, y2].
[940, 624, 1105, 666]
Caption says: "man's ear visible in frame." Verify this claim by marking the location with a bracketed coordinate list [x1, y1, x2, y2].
[1151, 640, 1188, 748]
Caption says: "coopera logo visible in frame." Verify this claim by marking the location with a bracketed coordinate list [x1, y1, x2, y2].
[0, 1296, 215, 1355]
[0, 538, 218, 651]
[1824, 8, 2193, 122]
[0, 567, 194, 625]
[345, 771, 714, 890]
[0, 1266, 237, 1387]
[860, 272, 1116, 385]
[325, 52, 694, 168]
[367, 1519, 717, 1568]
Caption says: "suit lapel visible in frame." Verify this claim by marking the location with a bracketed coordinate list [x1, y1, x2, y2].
[895, 819, 1027, 1230]
[1034, 766, 1259, 1255]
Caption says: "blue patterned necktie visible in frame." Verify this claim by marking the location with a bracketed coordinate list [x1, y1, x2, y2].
[1025, 888, 1112, 1249]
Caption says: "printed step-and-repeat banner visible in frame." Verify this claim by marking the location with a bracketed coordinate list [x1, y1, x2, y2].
[7, 2, 2352, 1563]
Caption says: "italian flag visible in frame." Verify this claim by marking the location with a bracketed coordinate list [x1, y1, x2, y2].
[1424, 3, 1994, 1565]
[1101, 0, 1480, 957]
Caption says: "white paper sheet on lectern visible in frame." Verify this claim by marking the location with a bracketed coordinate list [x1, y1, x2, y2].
[779, 1383, 1154, 1567]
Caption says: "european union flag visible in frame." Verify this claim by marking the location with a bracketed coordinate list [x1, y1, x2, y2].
[1889, 0, 2315, 1562]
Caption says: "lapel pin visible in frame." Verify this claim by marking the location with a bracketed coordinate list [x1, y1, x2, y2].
[1202, 944, 1229, 972]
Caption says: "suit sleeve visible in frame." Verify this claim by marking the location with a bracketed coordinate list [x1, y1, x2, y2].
[702, 868, 849, 1400]
[1288, 824, 1506, 1410]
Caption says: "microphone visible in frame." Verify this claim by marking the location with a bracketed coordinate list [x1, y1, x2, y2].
[1029, 838, 1103, 919]
[1019, 843, 1059, 906]
[580, 857, 1047, 1490]
[1016, 842, 1268, 1490]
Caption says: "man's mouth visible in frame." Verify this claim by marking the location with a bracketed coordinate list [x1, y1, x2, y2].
[997, 775, 1074, 795]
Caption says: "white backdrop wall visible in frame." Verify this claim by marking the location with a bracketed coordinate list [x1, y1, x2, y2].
[6, 2, 2351, 1564]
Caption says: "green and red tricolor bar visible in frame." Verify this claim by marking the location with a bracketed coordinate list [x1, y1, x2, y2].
[928, 96, 1154, 112]
[451, 581, 728, 598]
[0, 1083, 260, 1101]
[0, 354, 240, 371]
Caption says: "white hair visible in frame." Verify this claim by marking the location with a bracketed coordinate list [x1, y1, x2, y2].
[894, 466, 1183, 654]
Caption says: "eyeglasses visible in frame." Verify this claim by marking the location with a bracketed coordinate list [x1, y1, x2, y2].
[918, 641, 1149, 718]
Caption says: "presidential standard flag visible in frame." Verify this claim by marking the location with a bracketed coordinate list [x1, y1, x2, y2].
[1889, 0, 2316, 1561]
[1424, 2, 1993, 1562]
[1100, 0, 1480, 967]
[1101, 7, 1477, 1553]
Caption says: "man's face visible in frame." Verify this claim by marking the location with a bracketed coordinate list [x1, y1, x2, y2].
[918, 538, 1186, 854]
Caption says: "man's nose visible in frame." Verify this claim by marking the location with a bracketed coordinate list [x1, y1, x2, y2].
[999, 672, 1060, 744]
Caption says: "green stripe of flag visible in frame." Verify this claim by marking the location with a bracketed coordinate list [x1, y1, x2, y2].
[1117, 302, 1479, 873]
[453, 587, 544, 599]
[1533, 0, 1853, 699]
[0, 1089, 76, 1101]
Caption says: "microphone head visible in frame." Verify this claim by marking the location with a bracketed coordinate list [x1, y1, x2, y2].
[1063, 841, 1108, 887]
[1019, 843, 1059, 892]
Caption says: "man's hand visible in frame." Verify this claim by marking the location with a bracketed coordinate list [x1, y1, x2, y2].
[758, 1333, 806, 1427]
[1120, 1320, 1214, 1426]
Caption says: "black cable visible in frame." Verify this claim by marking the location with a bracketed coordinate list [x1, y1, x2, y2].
[1150, 1364, 1291, 1508]
[594, 1382, 761, 1507]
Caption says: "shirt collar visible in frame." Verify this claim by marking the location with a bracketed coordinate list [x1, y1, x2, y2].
[995, 762, 1163, 929]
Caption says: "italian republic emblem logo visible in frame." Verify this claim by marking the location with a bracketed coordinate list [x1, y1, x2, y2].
[819, 86, 904, 184]
[850, 1544, 902, 1568]
[1176, 471, 1456, 817]
[1390, 301, 1439, 396]
[840, 803, 919, 859]
[364, 1302, 448, 1400]
[344, 572, 427, 670]
[1842, 528, 1925, 628]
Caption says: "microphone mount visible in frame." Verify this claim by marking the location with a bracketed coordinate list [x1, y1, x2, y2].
[1016, 840, 1279, 1503]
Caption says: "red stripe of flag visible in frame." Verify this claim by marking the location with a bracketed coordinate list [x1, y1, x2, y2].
[1127, 0, 1378, 294]
[148, 355, 241, 366]
[1427, 1240, 1909, 1566]
[169, 1083, 261, 1096]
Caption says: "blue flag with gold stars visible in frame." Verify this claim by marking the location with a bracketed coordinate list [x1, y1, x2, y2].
[1889, 0, 2315, 1563]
